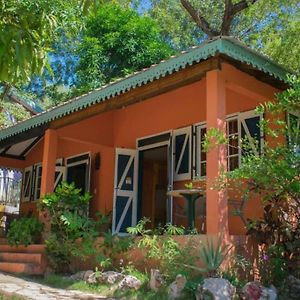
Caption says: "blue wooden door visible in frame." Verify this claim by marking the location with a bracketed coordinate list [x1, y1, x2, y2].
[112, 149, 138, 234]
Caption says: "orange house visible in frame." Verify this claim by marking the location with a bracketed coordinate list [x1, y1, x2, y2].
[0, 37, 291, 237]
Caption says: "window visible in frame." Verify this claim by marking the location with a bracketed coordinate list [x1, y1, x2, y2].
[173, 127, 192, 181]
[66, 153, 91, 193]
[33, 164, 42, 201]
[22, 158, 65, 202]
[239, 111, 263, 157]
[227, 117, 239, 171]
[194, 124, 207, 177]
[22, 167, 33, 202]
[194, 110, 263, 177]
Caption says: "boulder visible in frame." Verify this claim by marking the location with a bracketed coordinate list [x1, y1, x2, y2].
[242, 281, 263, 300]
[86, 272, 98, 284]
[168, 274, 187, 299]
[195, 284, 215, 300]
[196, 278, 235, 300]
[69, 270, 94, 281]
[279, 275, 300, 300]
[149, 269, 164, 292]
[260, 285, 277, 300]
[118, 275, 142, 290]
[98, 271, 124, 285]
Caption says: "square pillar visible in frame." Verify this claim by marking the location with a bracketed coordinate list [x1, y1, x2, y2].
[39, 129, 58, 229]
[206, 70, 229, 235]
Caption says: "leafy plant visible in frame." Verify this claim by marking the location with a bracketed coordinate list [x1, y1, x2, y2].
[7, 216, 44, 246]
[127, 218, 194, 281]
[184, 237, 232, 277]
[258, 245, 289, 286]
[40, 182, 103, 272]
[96, 231, 133, 270]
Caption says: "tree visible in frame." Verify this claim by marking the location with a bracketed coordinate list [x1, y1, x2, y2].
[76, 3, 173, 90]
[216, 77, 300, 282]
[148, 0, 300, 73]
[180, 0, 259, 38]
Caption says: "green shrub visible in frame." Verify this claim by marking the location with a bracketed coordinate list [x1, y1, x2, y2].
[183, 237, 232, 277]
[96, 231, 133, 270]
[127, 218, 195, 282]
[7, 216, 44, 246]
[40, 182, 103, 272]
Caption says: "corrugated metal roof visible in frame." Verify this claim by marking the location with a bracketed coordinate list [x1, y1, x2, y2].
[0, 37, 290, 143]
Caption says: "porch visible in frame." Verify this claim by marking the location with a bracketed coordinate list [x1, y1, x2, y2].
[0, 63, 278, 238]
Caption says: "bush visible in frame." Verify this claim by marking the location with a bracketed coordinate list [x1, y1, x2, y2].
[7, 216, 44, 246]
[127, 218, 195, 282]
[40, 182, 102, 272]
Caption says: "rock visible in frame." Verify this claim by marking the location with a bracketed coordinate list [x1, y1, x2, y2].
[260, 285, 277, 300]
[242, 282, 263, 300]
[86, 272, 98, 284]
[197, 278, 235, 300]
[69, 270, 94, 281]
[195, 284, 215, 300]
[118, 275, 142, 290]
[149, 269, 164, 292]
[168, 274, 187, 299]
[279, 275, 300, 300]
[98, 271, 124, 285]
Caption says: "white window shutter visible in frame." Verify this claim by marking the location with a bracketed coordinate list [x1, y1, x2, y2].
[173, 126, 192, 181]
[22, 166, 33, 202]
[239, 111, 263, 157]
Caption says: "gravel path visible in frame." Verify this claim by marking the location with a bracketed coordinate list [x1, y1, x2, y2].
[0, 273, 112, 300]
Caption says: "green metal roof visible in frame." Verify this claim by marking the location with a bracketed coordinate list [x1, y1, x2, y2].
[0, 37, 290, 143]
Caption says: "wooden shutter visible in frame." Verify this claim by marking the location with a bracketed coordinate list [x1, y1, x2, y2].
[173, 126, 192, 181]
[239, 111, 263, 157]
[22, 166, 33, 202]
[112, 148, 138, 234]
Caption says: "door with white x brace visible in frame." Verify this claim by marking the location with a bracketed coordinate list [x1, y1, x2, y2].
[112, 148, 138, 234]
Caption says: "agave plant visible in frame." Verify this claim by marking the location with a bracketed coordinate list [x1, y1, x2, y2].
[184, 237, 232, 277]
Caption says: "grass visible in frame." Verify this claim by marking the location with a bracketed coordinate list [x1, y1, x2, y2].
[0, 293, 25, 300]
[29, 274, 172, 300]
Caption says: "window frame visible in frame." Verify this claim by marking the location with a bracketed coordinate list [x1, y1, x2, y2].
[193, 110, 263, 178]
[21, 166, 33, 202]
[65, 152, 91, 193]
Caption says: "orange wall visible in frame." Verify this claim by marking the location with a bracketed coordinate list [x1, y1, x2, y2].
[17, 63, 279, 234]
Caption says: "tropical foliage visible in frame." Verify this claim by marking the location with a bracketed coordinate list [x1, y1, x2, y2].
[7, 216, 44, 246]
[222, 77, 300, 280]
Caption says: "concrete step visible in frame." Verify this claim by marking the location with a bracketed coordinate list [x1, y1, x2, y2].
[0, 238, 7, 244]
[0, 244, 45, 253]
[0, 252, 44, 265]
[0, 262, 44, 275]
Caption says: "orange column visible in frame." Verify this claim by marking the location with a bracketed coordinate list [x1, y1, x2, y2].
[39, 129, 58, 228]
[206, 70, 229, 235]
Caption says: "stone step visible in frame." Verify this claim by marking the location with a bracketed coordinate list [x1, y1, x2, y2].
[0, 252, 44, 265]
[0, 238, 7, 244]
[0, 244, 45, 253]
[0, 262, 44, 275]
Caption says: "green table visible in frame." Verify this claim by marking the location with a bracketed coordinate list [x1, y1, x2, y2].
[167, 189, 204, 232]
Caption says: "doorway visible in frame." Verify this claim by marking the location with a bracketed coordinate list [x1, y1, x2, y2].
[139, 146, 169, 228]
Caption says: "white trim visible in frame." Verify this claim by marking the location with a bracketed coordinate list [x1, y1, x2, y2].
[112, 148, 138, 234]
[136, 130, 172, 151]
[22, 166, 33, 202]
[65, 152, 91, 192]
[54, 166, 66, 190]
[239, 110, 263, 158]
[173, 126, 192, 181]
[33, 163, 42, 201]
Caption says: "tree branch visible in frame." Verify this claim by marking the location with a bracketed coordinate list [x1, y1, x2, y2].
[232, 0, 259, 15]
[180, 0, 219, 38]
[221, 0, 259, 35]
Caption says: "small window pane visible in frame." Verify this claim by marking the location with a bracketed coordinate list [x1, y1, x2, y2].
[229, 156, 239, 171]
